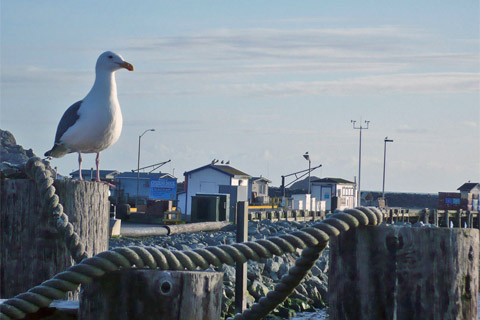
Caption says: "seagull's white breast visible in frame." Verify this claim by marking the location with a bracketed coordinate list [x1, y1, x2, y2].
[60, 73, 123, 153]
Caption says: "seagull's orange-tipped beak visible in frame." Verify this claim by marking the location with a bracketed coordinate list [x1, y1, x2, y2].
[119, 61, 134, 71]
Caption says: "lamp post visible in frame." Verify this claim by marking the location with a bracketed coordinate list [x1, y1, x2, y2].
[303, 152, 311, 194]
[351, 120, 370, 207]
[136, 128, 155, 208]
[382, 137, 394, 199]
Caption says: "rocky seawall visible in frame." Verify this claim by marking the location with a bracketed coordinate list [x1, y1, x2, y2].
[110, 219, 329, 319]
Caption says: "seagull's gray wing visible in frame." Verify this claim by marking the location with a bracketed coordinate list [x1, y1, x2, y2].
[44, 101, 82, 157]
[54, 100, 82, 144]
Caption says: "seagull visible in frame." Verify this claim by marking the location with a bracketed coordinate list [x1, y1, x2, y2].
[45, 51, 134, 182]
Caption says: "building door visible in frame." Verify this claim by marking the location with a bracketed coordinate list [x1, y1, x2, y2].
[321, 186, 332, 211]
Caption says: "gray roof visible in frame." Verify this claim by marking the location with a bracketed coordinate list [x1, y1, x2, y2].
[115, 172, 175, 179]
[251, 176, 272, 183]
[457, 182, 480, 192]
[185, 164, 251, 178]
[311, 177, 355, 184]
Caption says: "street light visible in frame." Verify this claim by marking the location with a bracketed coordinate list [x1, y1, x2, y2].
[136, 128, 155, 208]
[303, 152, 311, 194]
[351, 119, 370, 207]
[382, 137, 394, 199]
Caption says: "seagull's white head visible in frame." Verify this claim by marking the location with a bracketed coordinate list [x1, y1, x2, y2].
[96, 51, 134, 73]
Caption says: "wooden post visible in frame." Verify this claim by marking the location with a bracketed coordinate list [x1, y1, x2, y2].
[329, 225, 479, 320]
[235, 201, 248, 314]
[0, 179, 109, 299]
[446, 210, 450, 228]
[433, 209, 439, 226]
[424, 208, 430, 224]
[79, 270, 223, 320]
[457, 210, 463, 228]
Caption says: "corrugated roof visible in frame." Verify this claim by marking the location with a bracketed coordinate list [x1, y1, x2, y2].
[311, 177, 355, 184]
[251, 176, 272, 183]
[457, 182, 480, 192]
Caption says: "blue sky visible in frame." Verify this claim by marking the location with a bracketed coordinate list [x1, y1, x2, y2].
[1, 1, 479, 193]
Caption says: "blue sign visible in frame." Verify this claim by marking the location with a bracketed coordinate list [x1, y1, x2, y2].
[149, 178, 177, 200]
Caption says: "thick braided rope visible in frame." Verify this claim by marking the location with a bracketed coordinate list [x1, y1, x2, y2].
[24, 157, 88, 263]
[0, 206, 383, 320]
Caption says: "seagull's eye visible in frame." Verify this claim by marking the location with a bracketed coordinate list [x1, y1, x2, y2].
[108, 55, 113, 59]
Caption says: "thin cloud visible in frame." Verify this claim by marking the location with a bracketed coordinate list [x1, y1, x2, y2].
[462, 121, 479, 128]
[214, 72, 479, 96]
[125, 26, 476, 63]
[3, 27, 478, 99]
[395, 124, 429, 135]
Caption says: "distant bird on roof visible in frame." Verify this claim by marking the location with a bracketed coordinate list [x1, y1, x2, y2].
[45, 51, 134, 182]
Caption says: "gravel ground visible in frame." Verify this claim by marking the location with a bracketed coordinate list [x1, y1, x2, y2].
[292, 309, 328, 319]
[294, 302, 480, 320]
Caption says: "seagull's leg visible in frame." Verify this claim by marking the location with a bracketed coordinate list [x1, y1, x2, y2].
[95, 152, 101, 182]
[78, 153, 83, 181]
[96, 152, 115, 187]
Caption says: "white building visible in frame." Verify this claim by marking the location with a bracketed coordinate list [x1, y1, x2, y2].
[310, 178, 357, 211]
[181, 163, 251, 215]
[249, 176, 271, 204]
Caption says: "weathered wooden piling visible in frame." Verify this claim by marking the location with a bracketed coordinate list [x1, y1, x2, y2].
[79, 270, 223, 320]
[235, 201, 248, 314]
[329, 225, 479, 320]
[0, 179, 110, 298]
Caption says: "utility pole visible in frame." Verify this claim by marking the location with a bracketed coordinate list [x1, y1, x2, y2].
[303, 152, 311, 194]
[351, 120, 370, 207]
[136, 128, 155, 208]
[382, 137, 394, 199]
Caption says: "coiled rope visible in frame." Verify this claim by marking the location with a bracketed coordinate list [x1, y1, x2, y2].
[24, 157, 89, 263]
[0, 157, 384, 320]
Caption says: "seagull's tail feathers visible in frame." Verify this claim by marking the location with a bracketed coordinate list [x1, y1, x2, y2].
[44, 144, 68, 158]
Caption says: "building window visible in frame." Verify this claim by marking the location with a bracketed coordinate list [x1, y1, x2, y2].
[259, 184, 265, 194]
[342, 187, 354, 196]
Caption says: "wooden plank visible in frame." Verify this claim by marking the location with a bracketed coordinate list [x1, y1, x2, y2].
[167, 221, 230, 235]
[120, 223, 169, 237]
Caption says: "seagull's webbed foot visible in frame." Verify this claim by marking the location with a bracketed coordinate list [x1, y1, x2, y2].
[95, 179, 116, 188]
